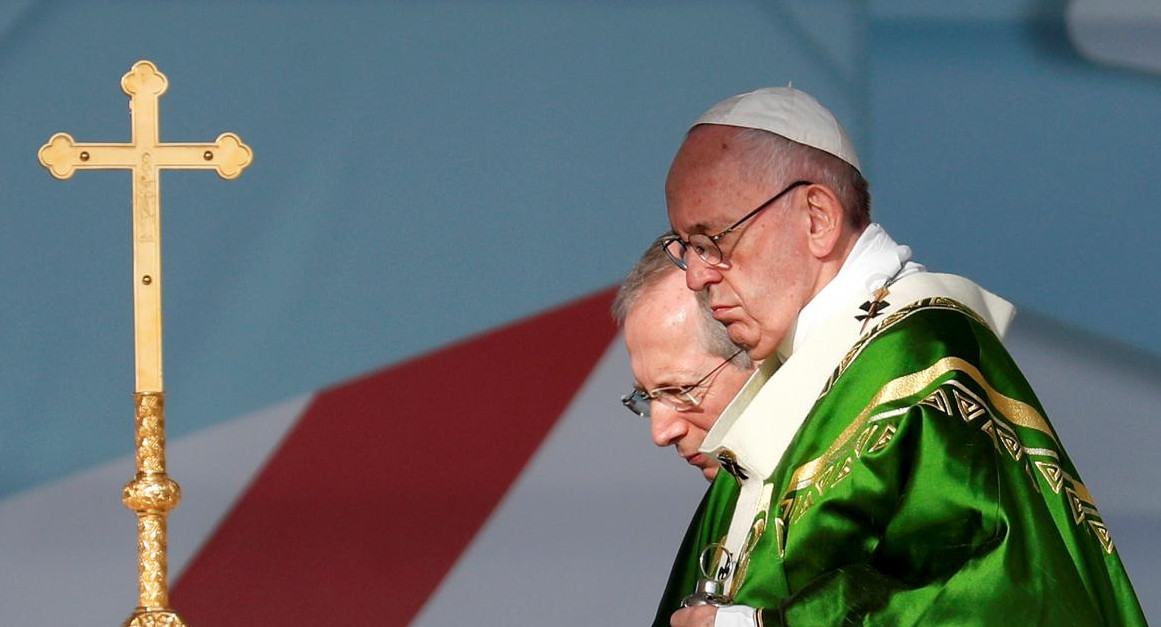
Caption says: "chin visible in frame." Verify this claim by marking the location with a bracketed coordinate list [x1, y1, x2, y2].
[748, 345, 777, 362]
[745, 336, 782, 361]
[726, 328, 755, 351]
[702, 466, 719, 482]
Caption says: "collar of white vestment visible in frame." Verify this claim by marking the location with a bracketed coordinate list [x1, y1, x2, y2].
[778, 223, 925, 362]
[700, 229, 1017, 484]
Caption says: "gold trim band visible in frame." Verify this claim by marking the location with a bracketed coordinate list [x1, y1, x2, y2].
[788, 356, 1055, 491]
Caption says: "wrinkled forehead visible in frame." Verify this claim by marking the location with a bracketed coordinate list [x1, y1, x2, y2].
[624, 278, 700, 343]
[667, 125, 750, 184]
[665, 127, 764, 236]
[625, 314, 714, 385]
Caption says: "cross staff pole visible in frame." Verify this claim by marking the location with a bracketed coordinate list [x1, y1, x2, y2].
[39, 60, 252, 627]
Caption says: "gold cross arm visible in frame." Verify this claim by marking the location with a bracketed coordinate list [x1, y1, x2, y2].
[37, 60, 252, 392]
[39, 131, 251, 180]
[38, 61, 251, 180]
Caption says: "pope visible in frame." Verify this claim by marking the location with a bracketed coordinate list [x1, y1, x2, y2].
[654, 86, 1146, 627]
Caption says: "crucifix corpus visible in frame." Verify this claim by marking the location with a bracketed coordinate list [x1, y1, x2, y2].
[38, 60, 253, 627]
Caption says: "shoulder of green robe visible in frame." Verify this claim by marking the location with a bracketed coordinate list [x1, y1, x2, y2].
[780, 297, 1119, 556]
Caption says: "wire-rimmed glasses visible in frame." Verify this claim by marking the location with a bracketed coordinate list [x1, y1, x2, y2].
[661, 180, 812, 270]
[621, 349, 745, 418]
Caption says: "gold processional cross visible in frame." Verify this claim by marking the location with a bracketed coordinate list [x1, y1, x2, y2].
[38, 60, 252, 627]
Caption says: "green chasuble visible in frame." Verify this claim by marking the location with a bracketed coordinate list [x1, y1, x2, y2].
[653, 290, 1146, 626]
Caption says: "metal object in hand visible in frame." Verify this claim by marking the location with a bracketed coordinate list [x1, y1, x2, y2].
[681, 543, 734, 608]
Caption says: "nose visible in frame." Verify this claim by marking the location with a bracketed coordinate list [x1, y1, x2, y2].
[684, 255, 723, 292]
[650, 403, 687, 448]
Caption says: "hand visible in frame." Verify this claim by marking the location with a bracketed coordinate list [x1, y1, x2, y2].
[671, 605, 717, 627]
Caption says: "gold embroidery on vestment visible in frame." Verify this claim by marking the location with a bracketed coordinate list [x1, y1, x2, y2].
[1026, 447, 1060, 460]
[1035, 461, 1065, 493]
[919, 388, 951, 415]
[730, 483, 775, 597]
[782, 362, 1113, 553]
[854, 425, 878, 459]
[822, 298, 991, 395]
[996, 424, 1024, 461]
[789, 355, 1051, 492]
[831, 456, 854, 488]
[1066, 487, 1096, 525]
[979, 420, 1001, 452]
[1024, 462, 1041, 494]
[1088, 519, 1116, 554]
[774, 517, 787, 559]
[952, 387, 987, 421]
[868, 423, 897, 454]
[774, 299, 1115, 557]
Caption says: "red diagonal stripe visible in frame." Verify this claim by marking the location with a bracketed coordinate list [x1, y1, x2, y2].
[173, 288, 618, 625]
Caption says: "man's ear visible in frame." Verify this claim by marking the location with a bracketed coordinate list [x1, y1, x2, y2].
[804, 184, 845, 259]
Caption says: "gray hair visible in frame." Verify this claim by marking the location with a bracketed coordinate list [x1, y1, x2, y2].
[612, 235, 752, 368]
[731, 128, 871, 229]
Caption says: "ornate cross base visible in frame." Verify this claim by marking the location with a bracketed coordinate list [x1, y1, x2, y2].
[120, 393, 185, 626]
[123, 609, 188, 627]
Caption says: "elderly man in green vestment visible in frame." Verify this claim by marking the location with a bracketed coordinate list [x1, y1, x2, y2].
[654, 87, 1146, 627]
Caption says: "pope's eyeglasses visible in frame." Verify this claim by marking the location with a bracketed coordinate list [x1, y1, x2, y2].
[661, 180, 812, 270]
[620, 349, 745, 418]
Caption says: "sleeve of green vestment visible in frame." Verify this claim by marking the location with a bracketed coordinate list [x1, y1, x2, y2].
[652, 474, 741, 627]
[749, 398, 1130, 626]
